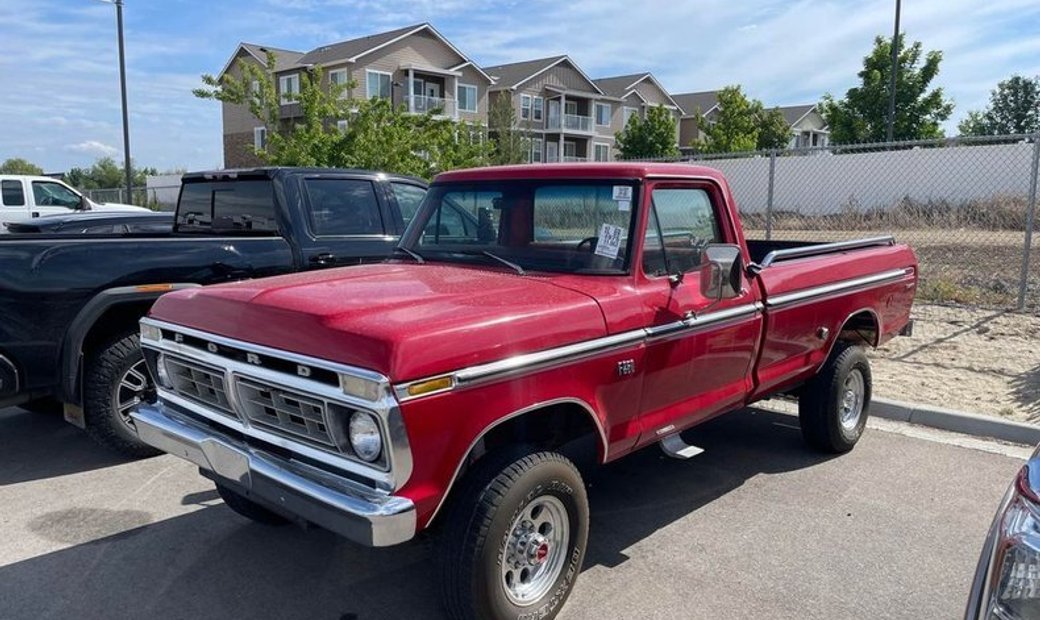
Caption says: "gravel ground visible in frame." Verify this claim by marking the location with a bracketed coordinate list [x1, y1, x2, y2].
[870, 303, 1040, 422]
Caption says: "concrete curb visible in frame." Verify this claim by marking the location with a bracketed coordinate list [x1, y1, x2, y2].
[871, 397, 1040, 446]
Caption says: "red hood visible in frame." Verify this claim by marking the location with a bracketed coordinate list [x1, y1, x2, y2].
[149, 263, 608, 381]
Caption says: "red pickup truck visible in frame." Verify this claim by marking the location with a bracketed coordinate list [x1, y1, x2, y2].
[132, 163, 916, 620]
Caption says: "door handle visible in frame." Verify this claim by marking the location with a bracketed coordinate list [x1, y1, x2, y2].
[309, 253, 336, 266]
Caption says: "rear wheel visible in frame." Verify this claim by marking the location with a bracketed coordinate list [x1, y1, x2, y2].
[83, 330, 161, 458]
[215, 483, 291, 526]
[438, 448, 589, 620]
[799, 341, 872, 453]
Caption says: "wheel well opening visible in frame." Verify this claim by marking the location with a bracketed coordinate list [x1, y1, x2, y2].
[82, 302, 153, 356]
[433, 402, 602, 526]
[838, 311, 880, 348]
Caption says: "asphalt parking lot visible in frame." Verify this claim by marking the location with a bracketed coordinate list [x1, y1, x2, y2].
[0, 405, 1028, 620]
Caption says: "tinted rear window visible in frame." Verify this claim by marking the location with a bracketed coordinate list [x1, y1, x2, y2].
[304, 178, 384, 236]
[176, 179, 278, 234]
[2, 180, 25, 206]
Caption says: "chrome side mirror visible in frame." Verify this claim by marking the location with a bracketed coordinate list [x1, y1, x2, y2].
[699, 244, 743, 301]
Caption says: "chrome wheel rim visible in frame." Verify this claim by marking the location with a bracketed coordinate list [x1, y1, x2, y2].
[840, 368, 865, 431]
[501, 495, 570, 606]
[115, 359, 152, 430]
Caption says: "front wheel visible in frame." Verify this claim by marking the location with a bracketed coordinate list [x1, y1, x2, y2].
[438, 449, 589, 620]
[83, 330, 161, 458]
[799, 341, 872, 453]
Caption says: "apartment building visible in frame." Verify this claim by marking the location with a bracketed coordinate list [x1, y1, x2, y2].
[672, 90, 720, 147]
[217, 23, 492, 168]
[778, 104, 830, 148]
[592, 73, 683, 147]
[485, 56, 623, 163]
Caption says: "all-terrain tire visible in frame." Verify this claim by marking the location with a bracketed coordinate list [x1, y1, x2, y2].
[799, 341, 872, 453]
[83, 330, 161, 458]
[438, 447, 589, 620]
[215, 483, 291, 526]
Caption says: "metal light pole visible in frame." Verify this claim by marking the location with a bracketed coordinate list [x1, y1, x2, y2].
[114, 0, 133, 203]
[886, 0, 901, 142]
[97, 0, 133, 202]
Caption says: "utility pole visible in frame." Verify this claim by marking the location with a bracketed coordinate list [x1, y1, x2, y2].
[114, 0, 133, 202]
[886, 0, 901, 142]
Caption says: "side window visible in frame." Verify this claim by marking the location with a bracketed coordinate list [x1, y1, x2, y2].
[304, 178, 384, 236]
[391, 182, 427, 225]
[176, 179, 278, 234]
[1, 180, 25, 206]
[642, 187, 721, 275]
[32, 181, 81, 208]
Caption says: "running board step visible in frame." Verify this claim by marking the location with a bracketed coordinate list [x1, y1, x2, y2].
[659, 433, 705, 460]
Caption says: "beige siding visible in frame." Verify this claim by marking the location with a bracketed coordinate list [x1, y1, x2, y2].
[792, 109, 827, 132]
[222, 52, 266, 135]
[349, 30, 465, 100]
[523, 62, 597, 94]
[632, 79, 671, 107]
[456, 65, 488, 124]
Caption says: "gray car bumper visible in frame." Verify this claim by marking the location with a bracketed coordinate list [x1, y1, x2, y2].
[131, 402, 416, 547]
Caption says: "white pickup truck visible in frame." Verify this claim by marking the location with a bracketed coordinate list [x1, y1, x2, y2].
[0, 175, 151, 227]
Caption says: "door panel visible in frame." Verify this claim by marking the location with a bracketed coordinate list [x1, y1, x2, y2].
[634, 181, 762, 447]
[298, 176, 399, 267]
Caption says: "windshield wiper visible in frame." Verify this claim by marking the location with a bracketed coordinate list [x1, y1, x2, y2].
[480, 250, 526, 276]
[393, 246, 425, 264]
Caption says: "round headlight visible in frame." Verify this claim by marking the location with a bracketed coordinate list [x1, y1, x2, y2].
[348, 411, 382, 463]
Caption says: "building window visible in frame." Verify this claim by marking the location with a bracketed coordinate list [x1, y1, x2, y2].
[595, 103, 611, 127]
[457, 83, 478, 113]
[251, 80, 261, 102]
[329, 69, 349, 98]
[530, 138, 543, 163]
[253, 127, 267, 150]
[336, 119, 349, 133]
[623, 106, 639, 125]
[520, 94, 532, 120]
[366, 70, 392, 100]
[594, 143, 610, 162]
[278, 74, 299, 105]
[533, 96, 544, 121]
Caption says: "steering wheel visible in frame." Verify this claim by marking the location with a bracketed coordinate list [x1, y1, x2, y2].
[576, 236, 599, 253]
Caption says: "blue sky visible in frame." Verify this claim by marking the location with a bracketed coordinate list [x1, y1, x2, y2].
[2, 0, 1039, 173]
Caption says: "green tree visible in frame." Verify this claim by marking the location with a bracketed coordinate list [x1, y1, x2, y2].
[194, 51, 489, 178]
[0, 158, 44, 175]
[695, 86, 761, 153]
[487, 94, 530, 165]
[756, 106, 793, 150]
[65, 157, 157, 189]
[820, 34, 953, 143]
[615, 105, 679, 159]
[959, 75, 1040, 136]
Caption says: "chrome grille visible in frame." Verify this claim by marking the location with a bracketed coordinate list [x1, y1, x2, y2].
[236, 378, 337, 448]
[164, 356, 236, 417]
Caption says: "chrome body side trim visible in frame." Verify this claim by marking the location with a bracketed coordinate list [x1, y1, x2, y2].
[130, 402, 416, 547]
[423, 397, 606, 527]
[139, 318, 413, 492]
[759, 236, 895, 268]
[395, 302, 764, 401]
[765, 268, 911, 308]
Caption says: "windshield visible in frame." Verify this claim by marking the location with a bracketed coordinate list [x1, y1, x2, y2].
[401, 180, 639, 274]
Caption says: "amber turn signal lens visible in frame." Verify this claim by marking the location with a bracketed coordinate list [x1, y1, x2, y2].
[406, 376, 453, 397]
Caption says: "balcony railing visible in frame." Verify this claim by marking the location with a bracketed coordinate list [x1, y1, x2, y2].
[545, 154, 588, 163]
[562, 155, 587, 162]
[547, 113, 593, 132]
[406, 95, 454, 116]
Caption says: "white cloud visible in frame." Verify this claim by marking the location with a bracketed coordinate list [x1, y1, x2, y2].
[66, 141, 118, 157]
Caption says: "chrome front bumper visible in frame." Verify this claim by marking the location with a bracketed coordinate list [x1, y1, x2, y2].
[131, 402, 416, 547]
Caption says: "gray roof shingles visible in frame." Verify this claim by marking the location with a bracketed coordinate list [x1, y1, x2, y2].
[776, 104, 816, 125]
[295, 23, 423, 66]
[672, 91, 720, 116]
[483, 55, 567, 89]
[592, 74, 646, 97]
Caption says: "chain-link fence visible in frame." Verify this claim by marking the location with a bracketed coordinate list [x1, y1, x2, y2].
[82, 185, 180, 211]
[628, 133, 1040, 313]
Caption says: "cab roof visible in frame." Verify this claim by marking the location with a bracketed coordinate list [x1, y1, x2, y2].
[433, 162, 726, 184]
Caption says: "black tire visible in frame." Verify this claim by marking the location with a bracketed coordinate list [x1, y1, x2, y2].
[83, 330, 161, 458]
[215, 483, 291, 526]
[438, 448, 589, 620]
[799, 341, 872, 453]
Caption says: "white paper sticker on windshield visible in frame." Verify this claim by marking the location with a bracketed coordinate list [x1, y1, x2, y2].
[612, 186, 633, 201]
[617, 199, 630, 212]
[595, 223, 624, 260]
